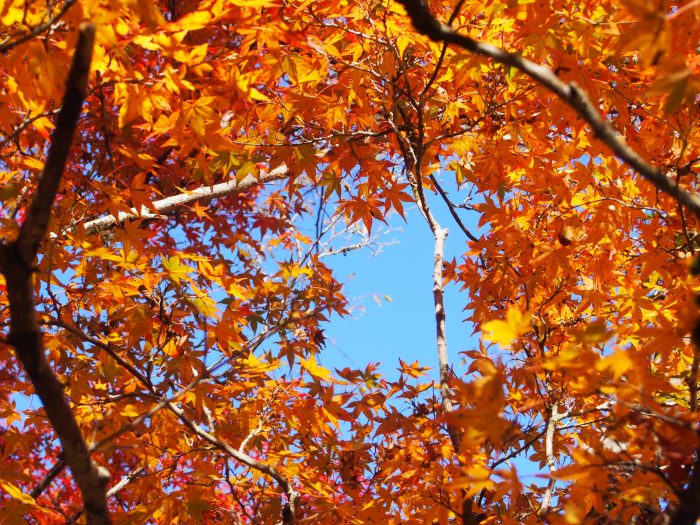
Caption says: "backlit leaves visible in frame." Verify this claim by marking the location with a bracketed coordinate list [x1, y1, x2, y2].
[0, 0, 698, 524]
[481, 307, 531, 348]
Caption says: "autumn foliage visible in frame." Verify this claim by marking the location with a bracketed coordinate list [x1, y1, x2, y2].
[0, 0, 699, 523]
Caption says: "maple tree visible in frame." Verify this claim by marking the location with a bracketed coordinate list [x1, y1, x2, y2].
[0, 0, 699, 523]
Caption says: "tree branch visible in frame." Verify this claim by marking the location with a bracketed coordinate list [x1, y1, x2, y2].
[429, 174, 479, 242]
[17, 24, 94, 261]
[670, 326, 700, 525]
[78, 165, 289, 235]
[538, 402, 561, 517]
[0, 24, 112, 525]
[0, 0, 78, 55]
[410, 165, 462, 451]
[30, 458, 66, 500]
[66, 468, 146, 525]
[669, 449, 700, 525]
[396, 0, 700, 219]
[165, 401, 300, 525]
[50, 314, 306, 525]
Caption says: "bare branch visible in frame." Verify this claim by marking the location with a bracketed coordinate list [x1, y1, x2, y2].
[429, 174, 479, 242]
[431, 225, 463, 450]
[77, 164, 289, 235]
[408, 164, 461, 450]
[17, 25, 94, 260]
[53, 319, 152, 389]
[0, 24, 112, 525]
[30, 459, 66, 500]
[165, 402, 300, 525]
[538, 402, 562, 517]
[46, 312, 310, 525]
[397, 0, 700, 219]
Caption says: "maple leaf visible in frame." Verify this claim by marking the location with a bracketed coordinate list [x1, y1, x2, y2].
[0, 1, 698, 524]
[481, 307, 531, 348]
[300, 355, 333, 382]
[1, 482, 36, 507]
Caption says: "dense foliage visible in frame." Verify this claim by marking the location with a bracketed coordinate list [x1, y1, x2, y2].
[0, 0, 699, 523]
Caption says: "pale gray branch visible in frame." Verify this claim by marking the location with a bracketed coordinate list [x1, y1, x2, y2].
[539, 402, 562, 516]
[79, 164, 289, 235]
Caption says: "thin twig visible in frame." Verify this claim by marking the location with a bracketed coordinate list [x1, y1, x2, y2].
[0, 0, 77, 55]
[30, 459, 66, 499]
[429, 174, 479, 242]
[65, 468, 146, 524]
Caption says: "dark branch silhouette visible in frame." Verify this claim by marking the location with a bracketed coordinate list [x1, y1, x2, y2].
[0, 23, 112, 525]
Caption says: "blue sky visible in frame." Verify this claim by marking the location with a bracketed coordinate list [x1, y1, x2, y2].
[321, 193, 479, 381]
[320, 195, 550, 483]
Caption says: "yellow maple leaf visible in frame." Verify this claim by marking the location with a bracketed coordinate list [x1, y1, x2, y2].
[481, 307, 531, 348]
[162, 256, 189, 284]
[176, 10, 212, 31]
[595, 350, 633, 380]
[300, 355, 332, 381]
[1, 482, 36, 506]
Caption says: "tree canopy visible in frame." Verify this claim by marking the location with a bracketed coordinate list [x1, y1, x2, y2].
[0, 0, 699, 523]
